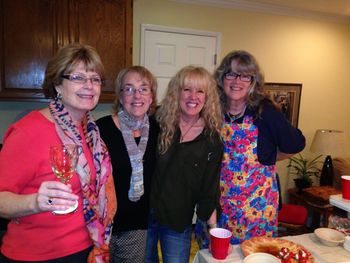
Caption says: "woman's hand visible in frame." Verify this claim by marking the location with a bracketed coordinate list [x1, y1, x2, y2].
[0, 183, 78, 219]
[228, 244, 233, 254]
[36, 181, 79, 212]
[0, 181, 79, 218]
[276, 151, 296, 161]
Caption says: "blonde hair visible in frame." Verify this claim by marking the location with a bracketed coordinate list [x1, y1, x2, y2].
[113, 66, 158, 115]
[43, 43, 105, 98]
[157, 66, 222, 154]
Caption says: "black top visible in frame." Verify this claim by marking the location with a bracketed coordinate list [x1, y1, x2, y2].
[224, 102, 305, 165]
[96, 115, 159, 232]
[150, 129, 223, 232]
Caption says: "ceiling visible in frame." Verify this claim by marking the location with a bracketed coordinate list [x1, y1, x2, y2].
[173, 0, 350, 23]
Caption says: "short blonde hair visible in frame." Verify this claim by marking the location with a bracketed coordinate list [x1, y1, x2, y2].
[157, 66, 222, 154]
[113, 66, 158, 115]
[43, 43, 105, 98]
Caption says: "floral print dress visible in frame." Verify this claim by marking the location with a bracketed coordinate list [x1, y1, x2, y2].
[218, 114, 279, 244]
[194, 114, 279, 247]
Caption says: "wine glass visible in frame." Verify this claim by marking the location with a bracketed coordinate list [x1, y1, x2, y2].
[49, 144, 79, 214]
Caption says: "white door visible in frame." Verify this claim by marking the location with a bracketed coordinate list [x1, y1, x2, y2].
[140, 24, 221, 103]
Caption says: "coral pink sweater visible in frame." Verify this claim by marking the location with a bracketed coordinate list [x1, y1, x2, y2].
[0, 111, 92, 261]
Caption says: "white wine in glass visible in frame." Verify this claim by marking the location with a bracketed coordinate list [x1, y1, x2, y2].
[49, 144, 79, 214]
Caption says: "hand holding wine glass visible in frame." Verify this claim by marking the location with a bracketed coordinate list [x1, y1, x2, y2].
[49, 144, 79, 214]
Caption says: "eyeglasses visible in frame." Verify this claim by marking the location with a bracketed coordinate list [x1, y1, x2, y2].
[121, 86, 152, 96]
[61, 74, 104, 86]
[224, 72, 253, 82]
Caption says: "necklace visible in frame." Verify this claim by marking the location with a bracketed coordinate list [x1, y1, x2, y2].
[228, 105, 246, 122]
[180, 117, 199, 142]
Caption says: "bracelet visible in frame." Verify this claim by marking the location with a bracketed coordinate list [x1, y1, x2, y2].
[208, 223, 217, 229]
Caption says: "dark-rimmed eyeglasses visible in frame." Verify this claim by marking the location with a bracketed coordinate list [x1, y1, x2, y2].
[224, 72, 253, 82]
[61, 74, 104, 86]
[121, 86, 152, 96]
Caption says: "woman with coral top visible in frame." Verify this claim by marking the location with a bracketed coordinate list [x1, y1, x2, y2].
[0, 44, 116, 262]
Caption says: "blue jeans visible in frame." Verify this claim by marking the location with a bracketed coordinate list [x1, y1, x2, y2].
[145, 213, 192, 263]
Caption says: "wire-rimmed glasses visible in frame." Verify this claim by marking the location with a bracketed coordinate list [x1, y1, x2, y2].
[121, 85, 152, 96]
[61, 74, 104, 86]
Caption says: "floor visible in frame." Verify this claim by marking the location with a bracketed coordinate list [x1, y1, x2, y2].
[157, 233, 200, 263]
[190, 235, 200, 263]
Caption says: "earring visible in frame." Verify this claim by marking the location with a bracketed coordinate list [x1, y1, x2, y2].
[56, 92, 62, 99]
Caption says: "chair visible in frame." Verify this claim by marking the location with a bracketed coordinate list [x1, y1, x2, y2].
[278, 203, 308, 236]
[276, 173, 308, 236]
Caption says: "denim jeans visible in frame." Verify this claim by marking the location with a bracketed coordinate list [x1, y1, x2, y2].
[145, 213, 192, 263]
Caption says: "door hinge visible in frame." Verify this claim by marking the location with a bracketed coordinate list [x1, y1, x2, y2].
[214, 54, 217, 65]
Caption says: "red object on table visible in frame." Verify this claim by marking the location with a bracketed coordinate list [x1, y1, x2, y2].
[209, 228, 231, 260]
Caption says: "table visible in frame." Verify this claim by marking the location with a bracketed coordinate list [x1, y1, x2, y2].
[193, 233, 350, 263]
[288, 188, 334, 228]
[330, 194, 350, 218]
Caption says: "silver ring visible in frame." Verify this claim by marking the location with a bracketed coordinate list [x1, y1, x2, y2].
[47, 198, 53, 205]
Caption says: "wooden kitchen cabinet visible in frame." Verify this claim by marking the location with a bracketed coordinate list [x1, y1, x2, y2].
[0, 0, 132, 102]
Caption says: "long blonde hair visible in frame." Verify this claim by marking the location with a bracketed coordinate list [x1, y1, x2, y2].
[157, 66, 222, 154]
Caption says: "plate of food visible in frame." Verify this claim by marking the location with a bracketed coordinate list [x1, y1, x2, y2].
[241, 236, 314, 263]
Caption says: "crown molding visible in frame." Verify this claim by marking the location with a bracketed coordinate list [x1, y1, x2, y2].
[171, 0, 350, 24]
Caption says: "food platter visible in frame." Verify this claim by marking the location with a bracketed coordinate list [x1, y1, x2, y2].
[241, 237, 314, 263]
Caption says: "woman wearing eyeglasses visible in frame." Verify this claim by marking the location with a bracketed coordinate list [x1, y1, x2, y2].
[96, 66, 159, 263]
[0, 44, 116, 262]
[195, 50, 305, 246]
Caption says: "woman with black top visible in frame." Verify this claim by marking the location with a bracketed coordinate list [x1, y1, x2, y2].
[96, 66, 159, 263]
[145, 66, 223, 263]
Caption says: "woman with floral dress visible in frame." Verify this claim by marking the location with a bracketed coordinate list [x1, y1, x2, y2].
[195, 50, 305, 247]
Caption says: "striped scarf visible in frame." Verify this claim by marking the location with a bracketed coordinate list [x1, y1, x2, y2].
[49, 98, 116, 263]
[118, 110, 149, 202]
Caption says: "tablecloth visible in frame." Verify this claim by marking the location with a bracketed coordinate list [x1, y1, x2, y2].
[193, 234, 350, 263]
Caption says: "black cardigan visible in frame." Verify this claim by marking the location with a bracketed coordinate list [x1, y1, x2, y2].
[97, 115, 159, 233]
[150, 129, 223, 232]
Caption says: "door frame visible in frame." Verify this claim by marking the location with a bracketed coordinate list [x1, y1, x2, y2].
[140, 24, 221, 66]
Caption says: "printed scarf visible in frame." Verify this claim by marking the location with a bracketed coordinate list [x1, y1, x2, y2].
[49, 98, 117, 263]
[118, 110, 149, 202]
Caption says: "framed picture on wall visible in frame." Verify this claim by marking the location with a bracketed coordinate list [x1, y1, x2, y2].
[264, 83, 302, 128]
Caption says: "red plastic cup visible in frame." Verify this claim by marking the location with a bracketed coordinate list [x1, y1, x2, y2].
[209, 228, 232, 260]
[341, 175, 350, 200]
